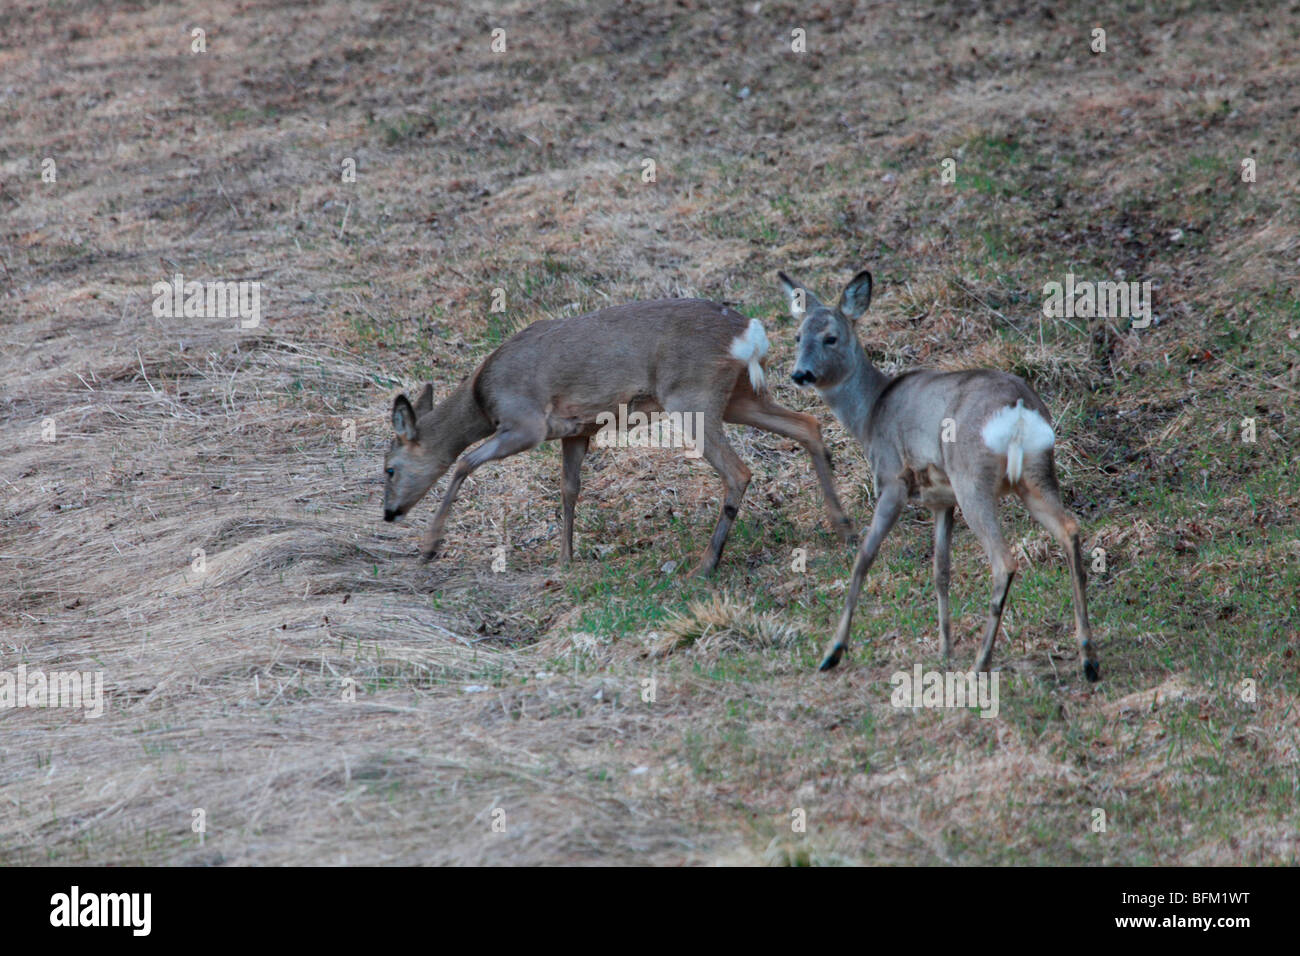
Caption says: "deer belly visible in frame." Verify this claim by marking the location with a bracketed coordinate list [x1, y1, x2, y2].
[545, 396, 663, 440]
[906, 464, 956, 508]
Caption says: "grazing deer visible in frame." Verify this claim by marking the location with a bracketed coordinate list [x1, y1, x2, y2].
[781, 269, 1099, 681]
[383, 299, 856, 575]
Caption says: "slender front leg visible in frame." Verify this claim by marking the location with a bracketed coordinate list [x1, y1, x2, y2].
[690, 421, 751, 577]
[933, 506, 955, 662]
[421, 423, 545, 561]
[559, 435, 589, 564]
[819, 481, 907, 671]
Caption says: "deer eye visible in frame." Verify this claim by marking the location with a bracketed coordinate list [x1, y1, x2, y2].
[824, 336, 838, 346]
[794, 333, 801, 343]
[385, 467, 394, 477]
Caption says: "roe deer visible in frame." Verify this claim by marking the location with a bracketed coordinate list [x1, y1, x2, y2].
[781, 269, 1099, 681]
[383, 299, 856, 576]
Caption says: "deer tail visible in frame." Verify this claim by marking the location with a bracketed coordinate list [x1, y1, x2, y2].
[729, 318, 770, 392]
[981, 399, 1055, 485]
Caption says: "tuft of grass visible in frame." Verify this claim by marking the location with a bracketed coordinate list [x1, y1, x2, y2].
[650, 593, 803, 658]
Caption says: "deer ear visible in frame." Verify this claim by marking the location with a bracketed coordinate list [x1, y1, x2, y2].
[839, 270, 873, 322]
[777, 271, 821, 321]
[414, 383, 434, 415]
[392, 395, 419, 442]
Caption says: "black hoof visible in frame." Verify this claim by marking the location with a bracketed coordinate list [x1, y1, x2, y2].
[1084, 659, 1100, 683]
[688, 556, 719, 579]
[818, 646, 844, 672]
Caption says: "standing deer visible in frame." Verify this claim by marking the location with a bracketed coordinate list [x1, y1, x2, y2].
[383, 299, 856, 575]
[781, 269, 1099, 681]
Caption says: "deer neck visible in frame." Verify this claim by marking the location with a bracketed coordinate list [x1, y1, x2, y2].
[423, 377, 494, 462]
[819, 341, 890, 444]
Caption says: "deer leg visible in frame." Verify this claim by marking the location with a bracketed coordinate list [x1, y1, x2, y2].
[559, 435, 589, 564]
[933, 506, 955, 662]
[724, 393, 855, 543]
[819, 480, 907, 671]
[1020, 479, 1100, 682]
[420, 421, 546, 561]
[690, 420, 751, 577]
[954, 485, 1016, 674]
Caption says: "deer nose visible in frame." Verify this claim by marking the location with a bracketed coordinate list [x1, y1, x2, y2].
[383, 509, 398, 522]
[791, 370, 815, 386]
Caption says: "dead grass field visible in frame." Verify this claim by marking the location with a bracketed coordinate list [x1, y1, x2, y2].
[1, 0, 1298, 865]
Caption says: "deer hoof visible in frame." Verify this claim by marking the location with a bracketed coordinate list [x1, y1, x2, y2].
[818, 645, 845, 672]
[419, 547, 439, 563]
[687, 557, 717, 579]
[1084, 659, 1100, 683]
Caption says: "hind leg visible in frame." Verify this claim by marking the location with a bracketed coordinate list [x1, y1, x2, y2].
[559, 435, 589, 564]
[723, 391, 854, 543]
[682, 413, 751, 577]
[952, 477, 1017, 673]
[1019, 468, 1100, 682]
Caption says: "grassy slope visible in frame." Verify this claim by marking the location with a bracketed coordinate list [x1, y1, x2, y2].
[0, 0, 1296, 864]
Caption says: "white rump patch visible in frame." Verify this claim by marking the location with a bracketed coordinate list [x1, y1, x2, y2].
[729, 318, 770, 392]
[981, 399, 1055, 484]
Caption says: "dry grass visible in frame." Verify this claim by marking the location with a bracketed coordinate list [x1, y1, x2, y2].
[1, 0, 1297, 865]
[648, 593, 803, 659]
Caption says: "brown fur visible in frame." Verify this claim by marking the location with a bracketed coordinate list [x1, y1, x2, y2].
[783, 270, 1099, 681]
[384, 299, 855, 575]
